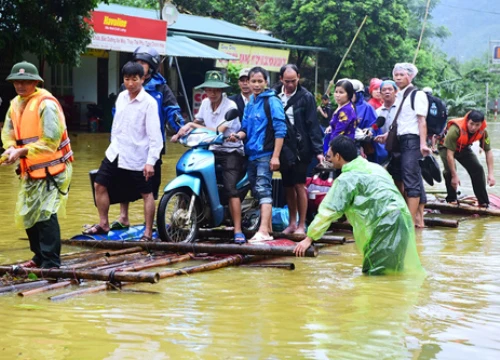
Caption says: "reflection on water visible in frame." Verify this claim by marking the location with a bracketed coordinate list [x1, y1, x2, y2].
[1, 131, 500, 359]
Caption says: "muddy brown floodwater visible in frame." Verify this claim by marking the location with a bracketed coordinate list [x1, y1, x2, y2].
[1, 129, 499, 359]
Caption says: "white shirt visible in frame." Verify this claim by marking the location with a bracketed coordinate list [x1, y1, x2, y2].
[106, 88, 163, 171]
[395, 85, 429, 136]
[376, 102, 397, 133]
[196, 95, 244, 154]
[278, 86, 297, 125]
[240, 93, 249, 106]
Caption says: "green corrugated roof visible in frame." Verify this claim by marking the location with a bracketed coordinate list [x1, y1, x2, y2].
[169, 15, 284, 44]
[95, 3, 327, 52]
[165, 36, 237, 60]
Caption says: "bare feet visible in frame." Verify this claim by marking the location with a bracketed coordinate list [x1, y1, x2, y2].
[294, 226, 306, 235]
[282, 225, 297, 235]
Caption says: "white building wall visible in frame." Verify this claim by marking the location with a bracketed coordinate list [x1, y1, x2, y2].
[73, 56, 97, 103]
[108, 51, 120, 95]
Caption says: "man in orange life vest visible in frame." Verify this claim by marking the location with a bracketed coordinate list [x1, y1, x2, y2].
[439, 110, 495, 207]
[1, 61, 73, 268]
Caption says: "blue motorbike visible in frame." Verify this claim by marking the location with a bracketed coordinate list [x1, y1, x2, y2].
[157, 109, 260, 242]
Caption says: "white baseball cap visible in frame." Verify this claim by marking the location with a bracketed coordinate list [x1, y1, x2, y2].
[238, 68, 250, 79]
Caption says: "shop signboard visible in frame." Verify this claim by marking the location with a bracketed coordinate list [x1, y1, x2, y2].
[216, 43, 289, 72]
[87, 11, 167, 55]
[193, 89, 208, 116]
[493, 45, 500, 65]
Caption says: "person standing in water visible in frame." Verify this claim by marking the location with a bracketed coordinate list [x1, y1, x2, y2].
[1, 61, 73, 268]
[294, 136, 422, 275]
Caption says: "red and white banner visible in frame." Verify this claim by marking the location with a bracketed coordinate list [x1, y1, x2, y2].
[193, 89, 208, 116]
[87, 11, 167, 54]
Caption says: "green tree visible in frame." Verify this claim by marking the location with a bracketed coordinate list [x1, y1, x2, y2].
[436, 56, 500, 117]
[0, 0, 101, 68]
[258, 0, 412, 79]
[109, 0, 261, 26]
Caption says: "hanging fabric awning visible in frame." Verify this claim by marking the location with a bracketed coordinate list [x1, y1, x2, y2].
[165, 36, 237, 60]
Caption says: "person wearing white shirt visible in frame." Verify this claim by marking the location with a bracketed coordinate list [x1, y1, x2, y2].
[375, 63, 430, 228]
[376, 80, 398, 133]
[172, 71, 246, 244]
[229, 68, 251, 119]
[85, 62, 162, 240]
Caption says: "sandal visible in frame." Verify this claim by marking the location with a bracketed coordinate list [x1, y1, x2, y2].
[110, 221, 130, 230]
[234, 232, 246, 245]
[248, 232, 273, 244]
[139, 235, 152, 242]
[82, 224, 109, 235]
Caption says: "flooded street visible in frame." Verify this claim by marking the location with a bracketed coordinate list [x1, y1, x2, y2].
[1, 128, 500, 359]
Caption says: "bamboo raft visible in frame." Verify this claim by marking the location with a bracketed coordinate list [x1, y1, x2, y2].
[0, 236, 343, 301]
[424, 193, 500, 218]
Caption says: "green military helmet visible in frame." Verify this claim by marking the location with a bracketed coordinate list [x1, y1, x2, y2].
[195, 70, 230, 89]
[6, 61, 44, 82]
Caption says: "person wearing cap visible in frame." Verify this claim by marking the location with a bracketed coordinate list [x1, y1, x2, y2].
[375, 63, 431, 227]
[368, 78, 383, 110]
[1, 61, 73, 268]
[172, 70, 246, 244]
[111, 46, 185, 231]
[229, 68, 251, 119]
[275, 64, 324, 235]
[438, 110, 495, 207]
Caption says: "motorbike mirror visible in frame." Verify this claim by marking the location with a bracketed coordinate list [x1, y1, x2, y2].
[225, 108, 240, 122]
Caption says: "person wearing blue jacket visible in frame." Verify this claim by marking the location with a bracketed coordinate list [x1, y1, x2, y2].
[350, 79, 388, 164]
[112, 46, 185, 230]
[230, 66, 286, 243]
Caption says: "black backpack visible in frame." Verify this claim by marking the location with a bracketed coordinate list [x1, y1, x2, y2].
[263, 95, 304, 170]
[411, 91, 448, 135]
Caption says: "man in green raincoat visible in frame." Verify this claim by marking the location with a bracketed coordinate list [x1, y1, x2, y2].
[294, 135, 421, 275]
[1, 61, 73, 269]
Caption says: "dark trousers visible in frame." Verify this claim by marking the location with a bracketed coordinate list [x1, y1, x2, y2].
[439, 146, 489, 205]
[25, 214, 61, 268]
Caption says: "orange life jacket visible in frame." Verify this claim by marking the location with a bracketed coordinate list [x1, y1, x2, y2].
[446, 114, 487, 152]
[9, 88, 74, 179]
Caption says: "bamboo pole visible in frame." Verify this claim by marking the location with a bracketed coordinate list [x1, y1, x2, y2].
[423, 217, 459, 228]
[197, 229, 345, 244]
[158, 254, 247, 279]
[413, 0, 432, 64]
[62, 247, 144, 266]
[0, 266, 159, 284]
[240, 263, 295, 270]
[50, 283, 109, 301]
[326, 15, 369, 95]
[66, 252, 148, 269]
[0, 280, 50, 294]
[48, 254, 194, 301]
[61, 248, 110, 260]
[60, 240, 318, 257]
[18, 280, 77, 297]
[425, 202, 500, 216]
[94, 254, 178, 271]
[104, 247, 145, 257]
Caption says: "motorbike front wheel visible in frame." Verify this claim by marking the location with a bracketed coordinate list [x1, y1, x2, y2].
[157, 189, 199, 243]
